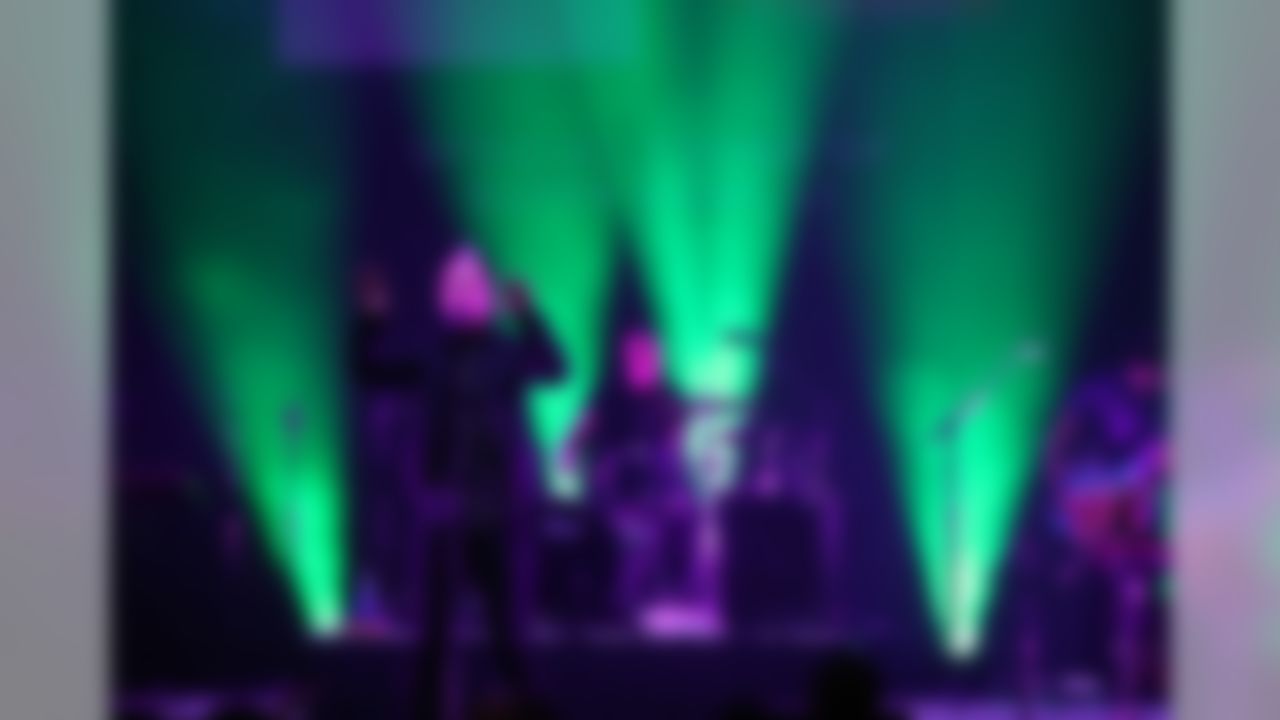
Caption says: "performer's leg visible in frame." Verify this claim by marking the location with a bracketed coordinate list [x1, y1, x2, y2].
[614, 512, 651, 626]
[354, 401, 403, 627]
[661, 503, 696, 601]
[352, 436, 380, 619]
[470, 526, 529, 695]
[587, 509, 620, 625]
[415, 529, 460, 720]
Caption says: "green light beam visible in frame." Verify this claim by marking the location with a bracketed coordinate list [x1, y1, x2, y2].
[564, 0, 840, 492]
[848, 0, 1161, 660]
[120, 0, 350, 634]
[410, 54, 618, 499]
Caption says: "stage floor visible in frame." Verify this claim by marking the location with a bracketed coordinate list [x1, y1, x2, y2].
[907, 706, 1166, 720]
[120, 636, 1168, 720]
[121, 690, 1168, 720]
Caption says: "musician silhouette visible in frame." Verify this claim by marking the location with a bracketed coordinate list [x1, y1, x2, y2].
[354, 245, 564, 718]
[1039, 359, 1167, 701]
[566, 328, 696, 625]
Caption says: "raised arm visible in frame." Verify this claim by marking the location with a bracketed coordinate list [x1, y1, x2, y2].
[507, 284, 566, 383]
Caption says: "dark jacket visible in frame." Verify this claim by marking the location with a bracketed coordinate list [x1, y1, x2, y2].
[352, 306, 564, 522]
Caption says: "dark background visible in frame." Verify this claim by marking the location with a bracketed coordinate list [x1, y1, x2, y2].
[112, 0, 1165, 706]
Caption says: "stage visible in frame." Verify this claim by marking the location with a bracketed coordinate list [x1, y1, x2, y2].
[120, 634, 1168, 720]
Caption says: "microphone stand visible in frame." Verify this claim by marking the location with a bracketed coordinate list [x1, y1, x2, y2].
[934, 342, 1046, 719]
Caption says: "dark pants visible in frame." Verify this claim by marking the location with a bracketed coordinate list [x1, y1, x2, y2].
[414, 521, 528, 719]
[354, 398, 412, 618]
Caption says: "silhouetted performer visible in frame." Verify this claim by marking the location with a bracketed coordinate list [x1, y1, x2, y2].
[565, 327, 695, 621]
[1040, 359, 1167, 701]
[349, 265, 417, 632]
[355, 246, 564, 719]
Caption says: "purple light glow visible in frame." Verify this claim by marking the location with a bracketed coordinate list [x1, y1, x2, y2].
[621, 328, 665, 393]
[436, 245, 499, 328]
[277, 0, 640, 67]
